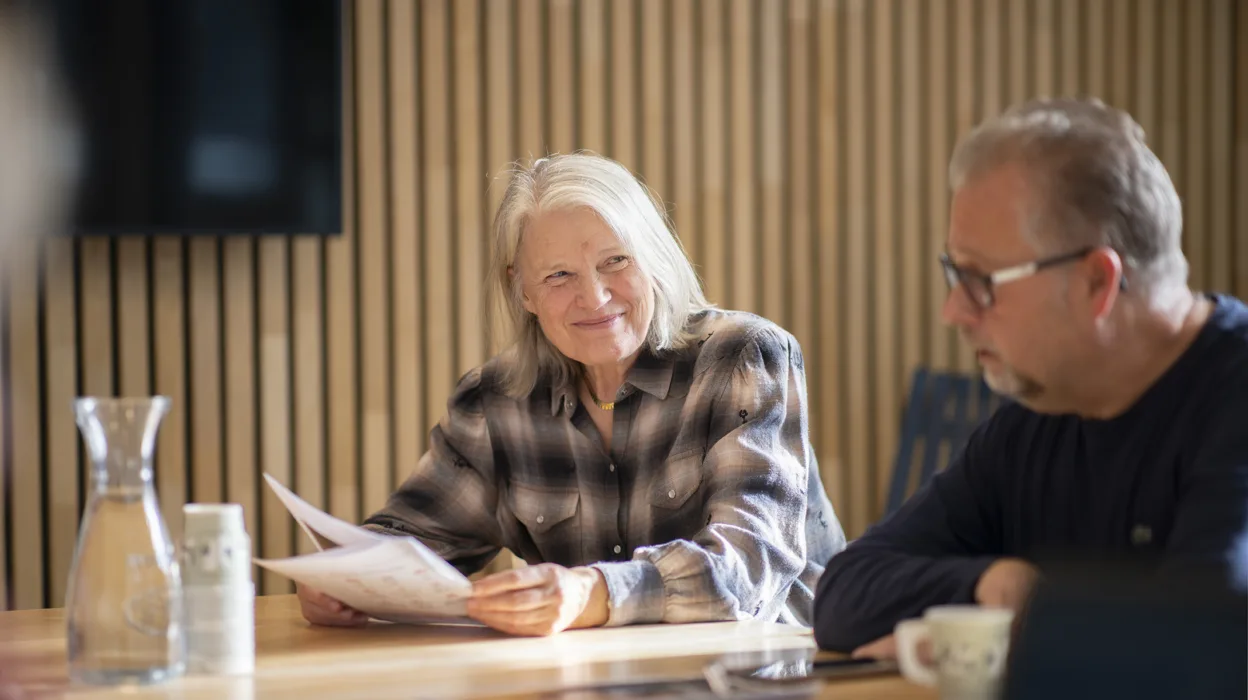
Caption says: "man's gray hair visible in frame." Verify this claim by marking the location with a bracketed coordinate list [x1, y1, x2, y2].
[949, 97, 1186, 291]
[486, 152, 712, 398]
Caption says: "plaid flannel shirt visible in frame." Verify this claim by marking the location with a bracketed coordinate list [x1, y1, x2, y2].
[364, 309, 846, 626]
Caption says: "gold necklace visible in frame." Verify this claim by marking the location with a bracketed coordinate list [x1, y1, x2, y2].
[584, 382, 615, 411]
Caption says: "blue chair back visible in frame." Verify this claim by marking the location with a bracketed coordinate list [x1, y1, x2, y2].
[885, 368, 1004, 515]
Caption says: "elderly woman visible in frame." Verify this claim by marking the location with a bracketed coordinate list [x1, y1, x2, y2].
[297, 153, 845, 635]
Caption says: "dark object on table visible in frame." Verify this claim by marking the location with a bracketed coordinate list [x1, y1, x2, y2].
[1004, 564, 1247, 700]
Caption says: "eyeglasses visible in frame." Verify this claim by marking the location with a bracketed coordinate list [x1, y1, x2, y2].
[940, 246, 1100, 310]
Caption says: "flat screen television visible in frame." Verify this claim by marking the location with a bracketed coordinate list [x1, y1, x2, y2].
[34, 0, 344, 235]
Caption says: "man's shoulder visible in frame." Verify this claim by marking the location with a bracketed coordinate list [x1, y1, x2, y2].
[1201, 295, 1248, 368]
[1169, 295, 1248, 411]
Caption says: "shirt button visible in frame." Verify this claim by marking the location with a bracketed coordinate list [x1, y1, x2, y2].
[536, 515, 545, 524]
[613, 545, 622, 554]
[609, 463, 616, 472]
[668, 490, 676, 499]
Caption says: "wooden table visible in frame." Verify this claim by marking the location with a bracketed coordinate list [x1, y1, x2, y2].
[0, 596, 934, 699]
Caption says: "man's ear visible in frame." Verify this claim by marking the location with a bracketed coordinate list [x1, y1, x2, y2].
[1085, 247, 1123, 320]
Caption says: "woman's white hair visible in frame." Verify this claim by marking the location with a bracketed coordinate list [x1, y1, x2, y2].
[487, 152, 713, 398]
[949, 97, 1186, 294]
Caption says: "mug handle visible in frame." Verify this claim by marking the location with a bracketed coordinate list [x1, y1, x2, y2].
[895, 619, 938, 688]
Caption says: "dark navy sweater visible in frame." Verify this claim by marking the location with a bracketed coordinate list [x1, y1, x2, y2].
[814, 295, 1248, 652]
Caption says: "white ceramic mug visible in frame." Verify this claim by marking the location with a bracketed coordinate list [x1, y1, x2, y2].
[895, 605, 1014, 699]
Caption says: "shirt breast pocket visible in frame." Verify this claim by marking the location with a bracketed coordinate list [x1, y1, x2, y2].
[650, 450, 705, 511]
[509, 483, 581, 561]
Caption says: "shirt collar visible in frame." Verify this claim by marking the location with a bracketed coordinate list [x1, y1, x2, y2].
[547, 348, 676, 417]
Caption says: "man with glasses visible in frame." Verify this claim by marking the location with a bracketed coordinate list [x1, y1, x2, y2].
[812, 98, 1248, 656]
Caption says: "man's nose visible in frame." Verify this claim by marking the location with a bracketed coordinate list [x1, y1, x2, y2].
[941, 286, 979, 329]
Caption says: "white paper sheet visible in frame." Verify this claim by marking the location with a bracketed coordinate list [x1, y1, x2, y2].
[262, 472, 383, 549]
[255, 473, 476, 625]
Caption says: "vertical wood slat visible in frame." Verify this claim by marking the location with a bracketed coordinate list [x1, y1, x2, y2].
[152, 239, 187, 543]
[760, 2, 785, 327]
[1238, 0, 1248, 297]
[291, 237, 326, 555]
[898, 0, 923, 426]
[77, 237, 113, 597]
[669, 0, 698, 266]
[68, 238, 112, 607]
[952, 0, 976, 375]
[548, 0, 576, 155]
[1059, 0, 1083, 95]
[327, 4, 359, 526]
[222, 239, 259, 590]
[1034, 0, 1057, 97]
[41, 241, 76, 610]
[928, 2, 953, 374]
[115, 239, 149, 399]
[1135, 0, 1159, 141]
[516, 0, 546, 160]
[979, 0, 1003, 152]
[1185, 0, 1208, 290]
[1109, 0, 1134, 117]
[579, 0, 608, 156]
[0, 276, 5, 608]
[611, 0, 639, 174]
[421, 0, 455, 448]
[453, 0, 485, 380]
[815, 0, 844, 519]
[1085, 0, 1108, 99]
[844, 0, 870, 536]
[0, 271, 6, 608]
[699, 0, 728, 305]
[1007, 0, 1030, 104]
[258, 239, 293, 595]
[1159, 0, 1183, 263]
[1208, 0, 1231, 294]
[871, 0, 898, 515]
[926, 0, 952, 373]
[10, 248, 44, 609]
[485, 0, 512, 357]
[391, 0, 424, 490]
[356, 0, 392, 519]
[729, 0, 757, 314]
[787, 0, 814, 363]
[640, 0, 667, 204]
[188, 238, 223, 506]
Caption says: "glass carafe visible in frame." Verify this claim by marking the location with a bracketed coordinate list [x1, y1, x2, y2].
[66, 396, 186, 685]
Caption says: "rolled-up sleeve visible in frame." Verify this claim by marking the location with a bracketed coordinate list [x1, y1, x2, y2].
[594, 328, 812, 625]
[362, 368, 504, 575]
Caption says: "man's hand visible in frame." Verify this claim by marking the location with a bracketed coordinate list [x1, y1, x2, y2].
[467, 563, 609, 636]
[851, 633, 897, 659]
[975, 558, 1040, 611]
[296, 583, 370, 627]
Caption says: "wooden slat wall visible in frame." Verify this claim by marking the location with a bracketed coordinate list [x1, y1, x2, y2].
[2, 0, 1245, 609]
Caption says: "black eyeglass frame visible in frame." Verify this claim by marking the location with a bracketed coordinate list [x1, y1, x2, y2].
[939, 246, 1126, 309]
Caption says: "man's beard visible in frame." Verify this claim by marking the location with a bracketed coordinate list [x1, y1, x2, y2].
[983, 361, 1044, 402]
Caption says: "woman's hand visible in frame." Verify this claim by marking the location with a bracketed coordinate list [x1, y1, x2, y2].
[296, 583, 370, 627]
[467, 563, 609, 636]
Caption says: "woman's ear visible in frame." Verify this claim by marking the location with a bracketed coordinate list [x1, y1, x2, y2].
[510, 266, 537, 314]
